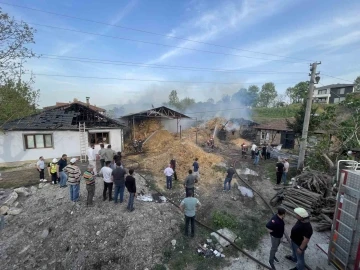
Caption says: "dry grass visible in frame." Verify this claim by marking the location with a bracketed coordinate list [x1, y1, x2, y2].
[230, 138, 252, 147]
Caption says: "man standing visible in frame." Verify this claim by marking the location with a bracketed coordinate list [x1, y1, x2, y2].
[87, 144, 98, 175]
[262, 145, 267, 160]
[63, 158, 82, 202]
[184, 170, 196, 197]
[104, 145, 116, 164]
[57, 154, 68, 188]
[285, 208, 313, 270]
[125, 169, 136, 212]
[223, 164, 236, 191]
[251, 143, 257, 159]
[283, 158, 290, 184]
[37, 156, 46, 182]
[83, 164, 96, 206]
[47, 158, 58, 184]
[192, 158, 200, 180]
[253, 148, 260, 165]
[112, 161, 127, 204]
[180, 190, 201, 237]
[170, 156, 177, 181]
[99, 161, 113, 201]
[164, 164, 174, 190]
[98, 144, 106, 168]
[266, 207, 286, 269]
[276, 158, 284, 185]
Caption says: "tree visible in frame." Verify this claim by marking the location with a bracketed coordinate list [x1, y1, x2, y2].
[179, 97, 196, 111]
[354, 76, 360, 92]
[220, 94, 231, 103]
[168, 90, 180, 108]
[258, 82, 277, 107]
[248, 85, 260, 107]
[0, 79, 39, 124]
[206, 98, 214, 104]
[286, 81, 309, 104]
[0, 9, 37, 82]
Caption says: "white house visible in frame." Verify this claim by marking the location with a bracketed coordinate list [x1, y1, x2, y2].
[0, 103, 125, 164]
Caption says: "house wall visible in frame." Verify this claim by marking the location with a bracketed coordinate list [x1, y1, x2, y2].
[0, 129, 123, 164]
[88, 129, 123, 152]
[329, 86, 354, 104]
[256, 129, 282, 145]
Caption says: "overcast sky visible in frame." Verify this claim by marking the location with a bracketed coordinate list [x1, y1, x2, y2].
[3, 0, 360, 108]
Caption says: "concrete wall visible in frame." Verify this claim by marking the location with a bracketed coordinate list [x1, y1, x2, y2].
[0, 129, 123, 164]
[256, 129, 282, 145]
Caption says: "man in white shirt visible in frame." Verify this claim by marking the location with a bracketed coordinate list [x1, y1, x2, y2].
[283, 158, 290, 185]
[164, 164, 174, 190]
[87, 144, 98, 175]
[251, 143, 257, 159]
[99, 161, 113, 201]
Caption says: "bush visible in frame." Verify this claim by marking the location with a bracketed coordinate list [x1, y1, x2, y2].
[212, 211, 238, 229]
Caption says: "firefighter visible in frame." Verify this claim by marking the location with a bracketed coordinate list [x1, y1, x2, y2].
[133, 139, 138, 152]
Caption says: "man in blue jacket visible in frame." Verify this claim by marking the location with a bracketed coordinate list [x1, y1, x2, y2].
[266, 207, 286, 269]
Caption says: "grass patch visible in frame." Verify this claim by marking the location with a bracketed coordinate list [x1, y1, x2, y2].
[212, 211, 238, 230]
[236, 214, 267, 250]
[212, 165, 227, 173]
[0, 166, 13, 171]
[163, 228, 224, 270]
[152, 264, 166, 270]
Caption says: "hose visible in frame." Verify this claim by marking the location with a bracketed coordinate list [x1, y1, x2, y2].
[123, 157, 272, 270]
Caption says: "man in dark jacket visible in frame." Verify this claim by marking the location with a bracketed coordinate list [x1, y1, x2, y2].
[223, 163, 235, 191]
[266, 207, 286, 269]
[276, 158, 285, 185]
[112, 161, 127, 204]
[170, 157, 177, 181]
[125, 169, 136, 212]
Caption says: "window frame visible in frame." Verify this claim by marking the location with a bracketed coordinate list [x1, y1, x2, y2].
[260, 131, 266, 140]
[318, 89, 327, 95]
[338, 88, 345, 95]
[88, 132, 110, 145]
[24, 134, 53, 149]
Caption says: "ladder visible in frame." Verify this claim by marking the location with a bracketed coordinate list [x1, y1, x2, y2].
[79, 123, 87, 163]
[328, 170, 360, 270]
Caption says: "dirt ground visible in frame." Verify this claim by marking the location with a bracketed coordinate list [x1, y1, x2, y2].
[0, 128, 335, 270]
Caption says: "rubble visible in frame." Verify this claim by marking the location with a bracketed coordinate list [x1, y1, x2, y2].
[236, 168, 258, 176]
[210, 228, 238, 247]
[238, 186, 254, 198]
[7, 208, 22, 215]
[0, 205, 9, 215]
[2, 191, 18, 206]
[14, 187, 30, 197]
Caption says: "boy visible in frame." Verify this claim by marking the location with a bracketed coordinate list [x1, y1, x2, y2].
[83, 164, 96, 206]
[47, 158, 58, 184]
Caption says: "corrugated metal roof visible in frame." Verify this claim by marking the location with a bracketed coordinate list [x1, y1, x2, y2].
[120, 106, 191, 119]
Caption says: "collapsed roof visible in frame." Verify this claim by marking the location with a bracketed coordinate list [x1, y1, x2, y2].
[120, 106, 191, 120]
[2, 103, 125, 131]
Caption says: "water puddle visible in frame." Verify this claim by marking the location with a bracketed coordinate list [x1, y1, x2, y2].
[236, 168, 259, 176]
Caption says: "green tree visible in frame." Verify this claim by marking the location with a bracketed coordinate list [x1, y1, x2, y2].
[258, 82, 277, 107]
[179, 97, 196, 111]
[286, 101, 319, 137]
[168, 90, 180, 108]
[286, 81, 309, 104]
[0, 79, 39, 124]
[354, 76, 360, 92]
[248, 85, 260, 107]
[0, 8, 37, 82]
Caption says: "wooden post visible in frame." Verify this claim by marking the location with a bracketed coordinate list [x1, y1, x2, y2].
[132, 116, 135, 140]
[180, 125, 182, 139]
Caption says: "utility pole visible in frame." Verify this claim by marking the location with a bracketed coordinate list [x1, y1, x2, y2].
[297, 62, 321, 170]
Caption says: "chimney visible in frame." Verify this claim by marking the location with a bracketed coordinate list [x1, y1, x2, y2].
[86, 97, 90, 107]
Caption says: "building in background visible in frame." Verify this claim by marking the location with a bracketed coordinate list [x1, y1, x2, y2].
[313, 84, 354, 104]
[0, 103, 125, 164]
[43, 97, 106, 114]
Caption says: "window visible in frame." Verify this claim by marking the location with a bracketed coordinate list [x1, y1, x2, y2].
[24, 134, 53, 149]
[333, 97, 345, 103]
[318, 89, 327, 94]
[260, 131, 266, 139]
[89, 132, 110, 144]
[338, 88, 345, 94]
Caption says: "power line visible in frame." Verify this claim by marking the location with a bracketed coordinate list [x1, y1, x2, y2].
[25, 21, 302, 64]
[2, 1, 314, 62]
[39, 54, 305, 74]
[321, 74, 354, 83]
[30, 73, 299, 85]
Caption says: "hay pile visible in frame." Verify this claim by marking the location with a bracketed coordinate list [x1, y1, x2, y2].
[231, 138, 251, 147]
[138, 130, 223, 188]
[204, 117, 227, 129]
[134, 119, 162, 140]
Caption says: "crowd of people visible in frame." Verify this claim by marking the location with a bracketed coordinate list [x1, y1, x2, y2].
[34, 139, 315, 268]
[35, 143, 136, 212]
